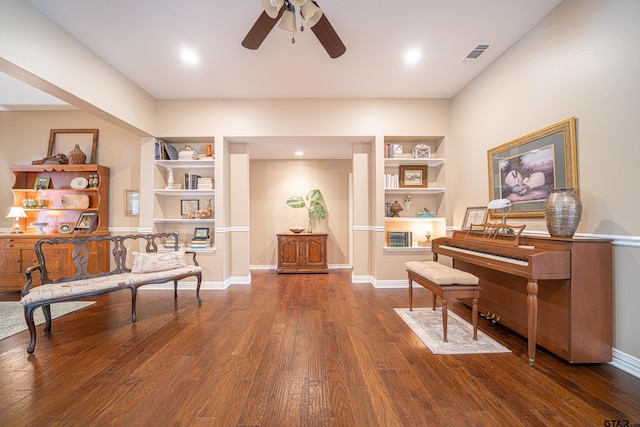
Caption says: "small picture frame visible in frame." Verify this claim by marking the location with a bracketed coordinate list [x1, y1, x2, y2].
[193, 227, 210, 240]
[461, 206, 489, 230]
[34, 177, 50, 190]
[74, 211, 98, 233]
[399, 165, 428, 188]
[181, 199, 199, 216]
[124, 189, 139, 216]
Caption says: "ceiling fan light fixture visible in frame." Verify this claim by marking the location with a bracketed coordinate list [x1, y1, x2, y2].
[278, 7, 298, 34]
[261, 0, 284, 19]
[300, 1, 323, 28]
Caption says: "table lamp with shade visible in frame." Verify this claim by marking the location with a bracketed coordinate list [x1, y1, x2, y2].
[6, 206, 27, 234]
[487, 198, 513, 234]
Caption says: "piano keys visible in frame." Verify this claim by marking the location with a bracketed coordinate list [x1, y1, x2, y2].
[432, 230, 612, 366]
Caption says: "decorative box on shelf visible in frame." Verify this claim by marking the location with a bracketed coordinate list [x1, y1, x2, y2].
[417, 211, 435, 217]
[412, 144, 431, 159]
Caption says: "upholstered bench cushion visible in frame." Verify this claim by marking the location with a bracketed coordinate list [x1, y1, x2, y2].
[20, 265, 203, 305]
[405, 261, 479, 286]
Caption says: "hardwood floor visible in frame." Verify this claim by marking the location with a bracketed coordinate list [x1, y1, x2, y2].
[1, 269, 639, 426]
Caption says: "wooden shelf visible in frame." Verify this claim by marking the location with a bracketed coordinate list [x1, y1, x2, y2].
[154, 189, 215, 196]
[384, 187, 445, 194]
[155, 159, 214, 168]
[383, 158, 445, 167]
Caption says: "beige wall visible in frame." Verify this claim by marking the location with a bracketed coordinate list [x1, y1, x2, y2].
[249, 159, 352, 268]
[450, 0, 640, 358]
[0, 110, 142, 231]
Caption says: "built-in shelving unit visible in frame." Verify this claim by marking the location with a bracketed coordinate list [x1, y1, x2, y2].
[152, 138, 215, 252]
[383, 136, 445, 250]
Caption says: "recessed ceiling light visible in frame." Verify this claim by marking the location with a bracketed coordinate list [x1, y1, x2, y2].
[181, 49, 199, 64]
[405, 49, 421, 64]
[295, 151, 304, 156]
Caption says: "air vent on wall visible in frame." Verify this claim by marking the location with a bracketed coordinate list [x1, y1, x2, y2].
[460, 44, 491, 63]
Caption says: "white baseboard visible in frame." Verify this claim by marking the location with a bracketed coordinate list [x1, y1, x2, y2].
[610, 348, 640, 379]
[139, 280, 230, 291]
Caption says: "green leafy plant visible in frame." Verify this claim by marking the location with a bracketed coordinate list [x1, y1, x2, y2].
[286, 189, 326, 232]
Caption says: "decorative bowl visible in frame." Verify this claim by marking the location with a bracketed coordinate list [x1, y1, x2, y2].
[61, 194, 90, 209]
[289, 226, 306, 234]
[30, 222, 49, 234]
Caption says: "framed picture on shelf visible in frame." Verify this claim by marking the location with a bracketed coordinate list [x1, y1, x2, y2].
[34, 177, 50, 189]
[399, 165, 428, 188]
[74, 211, 98, 233]
[181, 199, 199, 216]
[193, 227, 210, 240]
[461, 206, 489, 230]
[488, 117, 577, 218]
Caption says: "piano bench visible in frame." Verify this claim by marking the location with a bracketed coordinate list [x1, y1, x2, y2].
[405, 261, 480, 342]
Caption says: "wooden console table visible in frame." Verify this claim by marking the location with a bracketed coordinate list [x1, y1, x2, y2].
[276, 233, 328, 273]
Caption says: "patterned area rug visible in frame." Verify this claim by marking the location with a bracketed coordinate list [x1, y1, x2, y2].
[0, 301, 96, 341]
[395, 308, 511, 354]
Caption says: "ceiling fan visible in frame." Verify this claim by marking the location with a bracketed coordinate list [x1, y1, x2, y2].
[242, 0, 346, 59]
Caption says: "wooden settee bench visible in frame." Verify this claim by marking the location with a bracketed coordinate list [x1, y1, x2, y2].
[20, 232, 202, 353]
[405, 261, 480, 342]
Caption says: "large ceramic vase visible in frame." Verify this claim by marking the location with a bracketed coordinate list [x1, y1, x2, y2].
[68, 144, 87, 164]
[544, 188, 582, 237]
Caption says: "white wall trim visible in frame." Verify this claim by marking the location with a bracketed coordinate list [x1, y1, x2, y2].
[250, 264, 352, 271]
[226, 226, 250, 232]
[352, 273, 375, 284]
[228, 275, 251, 285]
[139, 279, 230, 291]
[610, 348, 640, 379]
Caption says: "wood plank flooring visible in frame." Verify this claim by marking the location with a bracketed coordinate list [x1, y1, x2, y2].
[1, 269, 639, 426]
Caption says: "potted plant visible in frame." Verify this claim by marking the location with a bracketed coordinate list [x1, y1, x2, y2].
[286, 189, 326, 233]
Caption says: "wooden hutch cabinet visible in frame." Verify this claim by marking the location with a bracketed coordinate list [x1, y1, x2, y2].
[276, 233, 328, 274]
[0, 164, 110, 291]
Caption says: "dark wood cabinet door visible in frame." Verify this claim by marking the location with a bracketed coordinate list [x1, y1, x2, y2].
[276, 233, 328, 274]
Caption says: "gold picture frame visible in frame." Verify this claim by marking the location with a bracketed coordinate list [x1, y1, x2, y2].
[399, 165, 428, 188]
[461, 206, 489, 230]
[124, 189, 139, 216]
[487, 117, 578, 218]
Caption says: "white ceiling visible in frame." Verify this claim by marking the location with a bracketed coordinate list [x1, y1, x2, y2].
[3, 0, 563, 158]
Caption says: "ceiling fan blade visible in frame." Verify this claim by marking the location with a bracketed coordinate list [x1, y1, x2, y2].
[242, 10, 283, 50]
[310, 2, 346, 58]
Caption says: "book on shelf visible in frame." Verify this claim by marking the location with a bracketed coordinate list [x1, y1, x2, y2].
[155, 140, 178, 160]
[387, 231, 412, 247]
[385, 143, 404, 158]
[197, 177, 213, 189]
[178, 150, 199, 160]
[190, 239, 211, 248]
[164, 237, 182, 248]
[384, 173, 399, 189]
[183, 173, 212, 190]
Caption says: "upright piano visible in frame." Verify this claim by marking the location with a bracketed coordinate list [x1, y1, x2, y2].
[432, 226, 612, 366]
